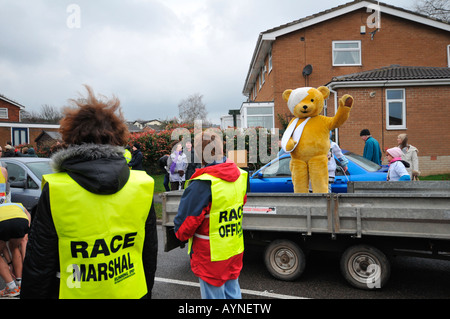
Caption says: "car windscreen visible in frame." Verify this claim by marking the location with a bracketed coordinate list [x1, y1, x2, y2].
[344, 152, 381, 172]
[26, 162, 54, 180]
[260, 157, 291, 177]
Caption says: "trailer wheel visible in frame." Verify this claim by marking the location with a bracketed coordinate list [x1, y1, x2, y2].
[340, 245, 390, 290]
[264, 239, 305, 281]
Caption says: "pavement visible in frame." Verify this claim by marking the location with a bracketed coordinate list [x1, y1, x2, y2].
[154, 193, 162, 204]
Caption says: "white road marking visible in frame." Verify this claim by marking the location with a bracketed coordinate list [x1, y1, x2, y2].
[155, 277, 308, 299]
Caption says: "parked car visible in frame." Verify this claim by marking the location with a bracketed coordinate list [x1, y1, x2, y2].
[0, 157, 53, 215]
[249, 151, 388, 193]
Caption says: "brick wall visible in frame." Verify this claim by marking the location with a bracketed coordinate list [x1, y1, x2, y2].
[0, 99, 21, 122]
[326, 85, 450, 176]
[0, 127, 11, 146]
[420, 156, 450, 176]
[256, 55, 275, 102]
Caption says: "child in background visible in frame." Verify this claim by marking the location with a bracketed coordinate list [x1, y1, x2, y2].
[386, 147, 411, 181]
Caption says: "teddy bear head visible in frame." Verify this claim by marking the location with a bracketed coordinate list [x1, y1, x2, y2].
[282, 86, 330, 118]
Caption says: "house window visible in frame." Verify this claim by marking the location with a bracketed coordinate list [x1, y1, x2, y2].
[246, 106, 274, 129]
[0, 108, 8, 119]
[332, 41, 362, 66]
[261, 65, 265, 85]
[259, 72, 262, 90]
[386, 89, 406, 129]
[12, 128, 28, 146]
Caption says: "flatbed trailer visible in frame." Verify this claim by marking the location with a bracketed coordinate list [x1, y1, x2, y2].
[161, 181, 450, 290]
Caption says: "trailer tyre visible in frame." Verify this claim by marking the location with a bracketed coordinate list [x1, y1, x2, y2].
[340, 245, 390, 290]
[264, 239, 305, 281]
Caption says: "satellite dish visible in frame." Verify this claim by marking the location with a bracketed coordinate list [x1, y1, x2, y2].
[302, 64, 313, 77]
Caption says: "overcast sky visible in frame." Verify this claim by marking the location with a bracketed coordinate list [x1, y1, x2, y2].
[0, 0, 414, 124]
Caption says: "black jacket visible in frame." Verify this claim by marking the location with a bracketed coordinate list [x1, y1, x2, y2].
[3, 148, 15, 157]
[128, 149, 144, 170]
[21, 144, 158, 299]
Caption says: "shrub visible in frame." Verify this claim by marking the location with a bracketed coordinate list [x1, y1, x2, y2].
[128, 124, 193, 173]
[128, 125, 279, 174]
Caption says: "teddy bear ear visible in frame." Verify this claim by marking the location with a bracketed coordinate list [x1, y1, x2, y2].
[282, 89, 293, 102]
[317, 86, 330, 100]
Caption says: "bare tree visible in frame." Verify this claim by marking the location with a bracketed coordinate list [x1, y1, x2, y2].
[21, 104, 63, 124]
[178, 93, 209, 125]
[414, 0, 450, 22]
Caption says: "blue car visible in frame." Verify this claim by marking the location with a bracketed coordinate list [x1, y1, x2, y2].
[249, 151, 388, 193]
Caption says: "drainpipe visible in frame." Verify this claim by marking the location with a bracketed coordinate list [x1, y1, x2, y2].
[328, 86, 339, 145]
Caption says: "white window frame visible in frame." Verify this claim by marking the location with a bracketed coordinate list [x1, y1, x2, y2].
[332, 40, 362, 66]
[241, 103, 275, 129]
[0, 108, 8, 119]
[268, 49, 273, 73]
[447, 45, 450, 67]
[12, 127, 29, 146]
[386, 88, 406, 130]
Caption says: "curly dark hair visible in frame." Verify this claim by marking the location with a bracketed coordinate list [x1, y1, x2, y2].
[59, 85, 129, 146]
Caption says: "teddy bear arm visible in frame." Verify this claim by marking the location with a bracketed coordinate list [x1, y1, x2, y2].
[329, 102, 352, 130]
[285, 138, 296, 152]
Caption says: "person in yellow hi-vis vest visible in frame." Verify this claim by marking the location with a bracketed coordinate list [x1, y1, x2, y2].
[21, 85, 157, 299]
[0, 203, 31, 297]
[174, 132, 248, 299]
[124, 145, 132, 165]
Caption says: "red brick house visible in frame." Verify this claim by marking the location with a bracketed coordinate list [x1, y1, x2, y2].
[0, 94, 23, 123]
[0, 94, 59, 152]
[241, 0, 450, 175]
[328, 65, 450, 174]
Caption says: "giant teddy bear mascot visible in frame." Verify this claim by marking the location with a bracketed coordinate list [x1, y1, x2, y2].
[281, 86, 353, 193]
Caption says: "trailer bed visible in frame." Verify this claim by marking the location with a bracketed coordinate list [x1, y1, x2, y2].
[162, 191, 450, 248]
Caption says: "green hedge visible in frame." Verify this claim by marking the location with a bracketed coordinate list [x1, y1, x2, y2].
[31, 124, 280, 175]
[128, 125, 279, 174]
[128, 124, 193, 173]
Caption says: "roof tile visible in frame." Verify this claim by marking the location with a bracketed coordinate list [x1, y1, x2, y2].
[331, 65, 450, 82]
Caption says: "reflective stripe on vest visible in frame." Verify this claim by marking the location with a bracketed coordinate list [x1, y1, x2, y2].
[0, 203, 28, 223]
[44, 171, 154, 299]
[188, 169, 247, 262]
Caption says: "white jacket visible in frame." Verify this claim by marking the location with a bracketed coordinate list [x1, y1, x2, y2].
[167, 151, 188, 182]
[387, 161, 409, 181]
[400, 145, 419, 177]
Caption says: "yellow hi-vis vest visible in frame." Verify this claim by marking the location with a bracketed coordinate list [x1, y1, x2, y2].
[0, 169, 6, 204]
[188, 169, 247, 262]
[124, 149, 132, 164]
[43, 170, 154, 299]
[0, 203, 28, 222]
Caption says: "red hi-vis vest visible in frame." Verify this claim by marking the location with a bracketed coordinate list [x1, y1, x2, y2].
[188, 169, 247, 262]
[43, 170, 154, 299]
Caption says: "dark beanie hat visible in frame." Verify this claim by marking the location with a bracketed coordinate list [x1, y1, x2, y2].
[133, 143, 141, 149]
[360, 129, 371, 136]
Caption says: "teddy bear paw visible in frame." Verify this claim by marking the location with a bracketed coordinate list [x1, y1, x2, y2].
[286, 139, 296, 152]
[339, 94, 354, 108]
